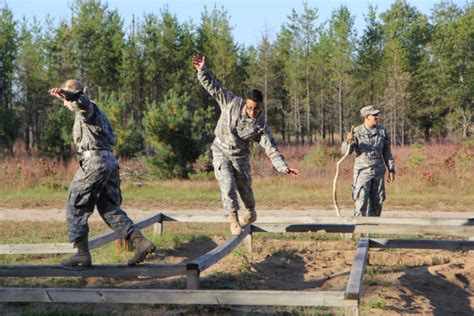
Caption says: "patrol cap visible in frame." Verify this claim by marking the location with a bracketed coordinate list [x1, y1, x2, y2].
[61, 79, 84, 94]
[360, 105, 380, 117]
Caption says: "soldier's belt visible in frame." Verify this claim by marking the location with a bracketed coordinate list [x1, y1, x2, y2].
[82, 150, 112, 158]
[215, 137, 236, 150]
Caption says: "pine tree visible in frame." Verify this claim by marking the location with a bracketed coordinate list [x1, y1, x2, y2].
[0, 3, 18, 155]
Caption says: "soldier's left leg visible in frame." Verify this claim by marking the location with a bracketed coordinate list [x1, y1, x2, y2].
[368, 174, 386, 216]
[96, 166, 135, 239]
[353, 171, 372, 217]
[234, 159, 256, 226]
[96, 164, 155, 265]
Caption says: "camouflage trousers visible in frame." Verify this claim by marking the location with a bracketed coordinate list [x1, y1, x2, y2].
[352, 168, 386, 217]
[212, 145, 255, 213]
[66, 155, 135, 243]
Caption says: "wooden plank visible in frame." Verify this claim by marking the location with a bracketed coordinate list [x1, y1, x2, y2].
[253, 224, 474, 237]
[345, 238, 369, 300]
[0, 287, 357, 307]
[253, 224, 355, 233]
[0, 264, 187, 279]
[0, 243, 74, 255]
[354, 225, 474, 237]
[89, 213, 163, 249]
[369, 239, 474, 251]
[0, 213, 163, 255]
[187, 226, 250, 272]
[162, 214, 474, 226]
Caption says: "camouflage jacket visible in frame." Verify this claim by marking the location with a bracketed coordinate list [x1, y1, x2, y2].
[68, 94, 116, 153]
[341, 124, 395, 173]
[197, 66, 289, 173]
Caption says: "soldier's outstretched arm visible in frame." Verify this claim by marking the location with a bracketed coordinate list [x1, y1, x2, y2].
[192, 55, 236, 110]
[48, 87, 92, 116]
[258, 124, 298, 177]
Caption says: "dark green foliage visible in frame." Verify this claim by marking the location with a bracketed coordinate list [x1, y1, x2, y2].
[39, 107, 74, 161]
[0, 108, 19, 156]
[0, 0, 471, 167]
[142, 91, 213, 178]
[98, 92, 144, 158]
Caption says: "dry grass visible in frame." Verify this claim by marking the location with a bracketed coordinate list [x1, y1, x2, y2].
[0, 142, 472, 211]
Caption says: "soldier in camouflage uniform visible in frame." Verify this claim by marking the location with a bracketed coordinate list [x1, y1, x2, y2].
[48, 80, 156, 267]
[192, 55, 299, 235]
[342, 105, 396, 217]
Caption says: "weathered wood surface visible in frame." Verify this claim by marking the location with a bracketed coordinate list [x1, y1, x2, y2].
[162, 214, 473, 226]
[252, 223, 474, 237]
[0, 287, 357, 307]
[1, 213, 163, 255]
[89, 213, 163, 249]
[0, 243, 74, 255]
[0, 264, 187, 279]
[369, 239, 474, 251]
[187, 226, 250, 272]
[345, 239, 369, 300]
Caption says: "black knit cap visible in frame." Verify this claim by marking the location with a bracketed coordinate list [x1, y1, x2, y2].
[247, 89, 263, 103]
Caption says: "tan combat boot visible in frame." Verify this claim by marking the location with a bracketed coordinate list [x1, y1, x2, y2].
[241, 209, 257, 227]
[228, 211, 242, 236]
[61, 236, 92, 267]
[127, 230, 156, 266]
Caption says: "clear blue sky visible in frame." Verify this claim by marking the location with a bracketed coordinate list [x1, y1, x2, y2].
[5, 0, 469, 47]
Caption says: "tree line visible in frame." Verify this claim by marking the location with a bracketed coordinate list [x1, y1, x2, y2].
[0, 0, 472, 177]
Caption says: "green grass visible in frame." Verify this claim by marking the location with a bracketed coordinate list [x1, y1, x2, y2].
[368, 294, 386, 309]
[0, 174, 472, 211]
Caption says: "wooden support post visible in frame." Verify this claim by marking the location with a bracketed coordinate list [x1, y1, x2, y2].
[345, 306, 359, 316]
[154, 221, 163, 236]
[243, 229, 253, 253]
[186, 269, 200, 289]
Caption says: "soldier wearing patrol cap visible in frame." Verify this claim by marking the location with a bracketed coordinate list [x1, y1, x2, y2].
[48, 80, 156, 267]
[342, 105, 396, 217]
[192, 55, 299, 235]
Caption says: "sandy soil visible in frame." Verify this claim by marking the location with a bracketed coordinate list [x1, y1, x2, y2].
[0, 208, 473, 315]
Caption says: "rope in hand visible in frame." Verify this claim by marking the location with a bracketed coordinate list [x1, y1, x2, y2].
[332, 126, 354, 217]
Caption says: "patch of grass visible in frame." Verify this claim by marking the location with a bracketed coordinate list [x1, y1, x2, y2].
[368, 294, 386, 309]
[431, 256, 450, 266]
[289, 306, 334, 315]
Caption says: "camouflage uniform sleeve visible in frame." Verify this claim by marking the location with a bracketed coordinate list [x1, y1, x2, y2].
[65, 92, 93, 117]
[341, 139, 357, 155]
[383, 129, 396, 172]
[257, 123, 289, 173]
[197, 66, 236, 109]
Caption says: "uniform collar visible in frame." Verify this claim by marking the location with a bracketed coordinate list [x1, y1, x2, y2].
[360, 124, 379, 136]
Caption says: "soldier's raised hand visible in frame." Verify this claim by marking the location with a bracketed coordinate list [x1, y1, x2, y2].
[192, 55, 206, 70]
[346, 126, 355, 144]
[48, 87, 66, 100]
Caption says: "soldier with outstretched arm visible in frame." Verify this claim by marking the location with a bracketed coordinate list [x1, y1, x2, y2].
[192, 55, 299, 235]
[342, 105, 396, 217]
[48, 80, 156, 267]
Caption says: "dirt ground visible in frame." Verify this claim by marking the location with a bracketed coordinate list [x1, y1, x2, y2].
[0, 208, 473, 315]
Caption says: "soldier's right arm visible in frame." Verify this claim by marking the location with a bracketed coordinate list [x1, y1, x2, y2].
[197, 67, 236, 110]
[341, 126, 357, 154]
[65, 92, 93, 117]
[341, 135, 357, 155]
